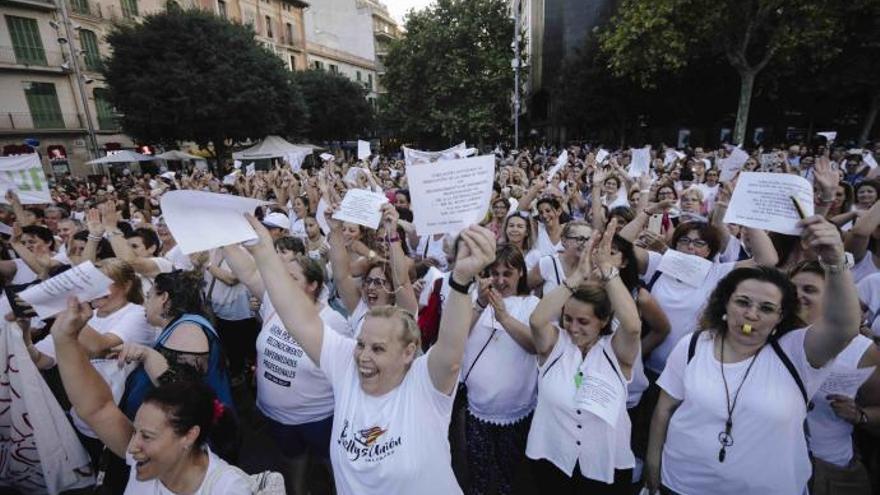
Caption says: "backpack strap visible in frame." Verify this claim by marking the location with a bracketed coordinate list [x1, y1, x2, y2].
[551, 256, 561, 285]
[769, 338, 808, 406]
[686, 329, 702, 364]
[646, 270, 663, 292]
[462, 329, 497, 384]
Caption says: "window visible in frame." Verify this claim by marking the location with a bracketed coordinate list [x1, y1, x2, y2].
[6, 16, 46, 66]
[289, 55, 296, 70]
[71, 0, 90, 15]
[120, 0, 139, 18]
[23, 82, 64, 128]
[217, 0, 227, 18]
[313, 60, 324, 70]
[329, 64, 338, 74]
[285, 22, 293, 43]
[356, 70, 362, 82]
[93, 88, 117, 130]
[265, 16, 272, 37]
[367, 73, 373, 90]
[79, 29, 101, 71]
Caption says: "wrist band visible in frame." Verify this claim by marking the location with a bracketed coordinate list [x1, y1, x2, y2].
[448, 276, 474, 294]
[386, 234, 400, 243]
[476, 299, 488, 309]
[562, 280, 577, 292]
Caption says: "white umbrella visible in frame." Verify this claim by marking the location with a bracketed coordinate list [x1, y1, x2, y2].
[233, 135, 313, 160]
[86, 150, 157, 165]
[156, 150, 203, 161]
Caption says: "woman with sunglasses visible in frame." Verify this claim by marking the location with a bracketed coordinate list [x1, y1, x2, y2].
[646, 215, 861, 495]
[790, 261, 880, 495]
[500, 211, 542, 270]
[328, 203, 418, 337]
[527, 221, 593, 296]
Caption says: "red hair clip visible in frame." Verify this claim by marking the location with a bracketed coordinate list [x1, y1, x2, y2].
[212, 398, 225, 425]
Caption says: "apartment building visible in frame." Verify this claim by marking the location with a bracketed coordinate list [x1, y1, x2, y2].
[356, 0, 400, 97]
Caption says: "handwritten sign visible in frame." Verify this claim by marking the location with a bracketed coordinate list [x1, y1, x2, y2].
[18, 262, 113, 319]
[332, 188, 388, 230]
[722, 172, 813, 235]
[0, 154, 51, 204]
[657, 250, 713, 288]
[407, 154, 495, 235]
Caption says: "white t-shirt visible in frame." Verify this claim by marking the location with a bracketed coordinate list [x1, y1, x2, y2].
[642, 251, 736, 374]
[851, 252, 879, 283]
[140, 257, 175, 295]
[657, 329, 831, 495]
[525, 331, 634, 483]
[320, 326, 463, 495]
[535, 223, 562, 257]
[206, 261, 251, 321]
[462, 295, 539, 424]
[807, 335, 876, 466]
[415, 235, 449, 271]
[857, 272, 880, 337]
[347, 299, 369, 338]
[256, 294, 348, 425]
[164, 245, 194, 271]
[290, 216, 307, 239]
[11, 258, 38, 285]
[124, 448, 251, 494]
[538, 253, 566, 295]
[524, 248, 542, 271]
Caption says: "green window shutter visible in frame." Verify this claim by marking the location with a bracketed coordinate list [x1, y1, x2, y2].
[71, 0, 89, 15]
[80, 30, 102, 71]
[93, 88, 116, 130]
[120, 0, 139, 19]
[24, 82, 64, 128]
[6, 16, 47, 66]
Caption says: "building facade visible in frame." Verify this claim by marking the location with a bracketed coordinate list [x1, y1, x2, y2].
[0, 0, 308, 175]
[356, 0, 401, 97]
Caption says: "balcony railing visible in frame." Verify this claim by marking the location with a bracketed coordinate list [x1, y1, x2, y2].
[70, 0, 105, 19]
[1, 112, 86, 131]
[0, 45, 66, 68]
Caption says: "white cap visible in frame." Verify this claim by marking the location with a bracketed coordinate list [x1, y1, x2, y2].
[262, 211, 289, 230]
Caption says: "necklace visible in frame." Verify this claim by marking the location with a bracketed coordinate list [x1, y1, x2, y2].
[717, 335, 763, 463]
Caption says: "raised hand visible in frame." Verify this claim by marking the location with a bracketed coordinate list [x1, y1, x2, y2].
[452, 225, 496, 283]
[50, 297, 93, 342]
[800, 215, 844, 264]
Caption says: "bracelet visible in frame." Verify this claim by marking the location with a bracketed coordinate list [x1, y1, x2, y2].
[600, 266, 620, 282]
[562, 280, 577, 292]
[448, 276, 474, 295]
[475, 300, 487, 311]
[87, 234, 103, 241]
[106, 229, 122, 237]
[386, 234, 400, 243]
[819, 257, 848, 274]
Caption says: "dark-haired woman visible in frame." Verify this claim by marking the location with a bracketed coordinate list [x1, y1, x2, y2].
[48, 298, 250, 494]
[500, 211, 541, 270]
[526, 219, 642, 493]
[533, 197, 565, 256]
[463, 244, 540, 495]
[791, 261, 880, 495]
[645, 215, 861, 495]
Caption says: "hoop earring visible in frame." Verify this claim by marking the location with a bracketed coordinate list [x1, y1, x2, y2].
[721, 314, 728, 322]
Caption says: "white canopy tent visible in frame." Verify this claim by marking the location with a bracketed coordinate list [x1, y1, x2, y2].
[232, 135, 313, 160]
[86, 150, 157, 165]
[156, 150, 203, 161]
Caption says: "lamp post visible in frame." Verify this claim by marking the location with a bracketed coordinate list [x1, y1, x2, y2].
[56, 0, 100, 160]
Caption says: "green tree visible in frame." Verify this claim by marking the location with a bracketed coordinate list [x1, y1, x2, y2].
[380, 0, 518, 146]
[600, 0, 842, 145]
[103, 8, 307, 163]
[292, 69, 373, 142]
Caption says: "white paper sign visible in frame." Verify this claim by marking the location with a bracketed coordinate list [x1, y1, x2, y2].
[820, 370, 867, 396]
[402, 142, 467, 167]
[547, 150, 567, 180]
[664, 148, 685, 166]
[332, 188, 388, 230]
[629, 146, 651, 177]
[596, 149, 610, 164]
[222, 171, 238, 186]
[719, 147, 750, 182]
[357, 140, 371, 160]
[233, 160, 242, 170]
[286, 151, 307, 172]
[575, 372, 623, 427]
[407, 155, 495, 235]
[0, 154, 51, 204]
[320, 153, 334, 161]
[657, 250, 713, 288]
[817, 131, 837, 143]
[245, 163, 255, 177]
[18, 261, 113, 319]
[722, 172, 814, 235]
[160, 190, 269, 254]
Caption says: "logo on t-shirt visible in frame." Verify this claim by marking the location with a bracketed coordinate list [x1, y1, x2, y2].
[337, 420, 402, 462]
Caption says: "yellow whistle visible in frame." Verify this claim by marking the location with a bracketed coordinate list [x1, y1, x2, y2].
[742, 324, 752, 335]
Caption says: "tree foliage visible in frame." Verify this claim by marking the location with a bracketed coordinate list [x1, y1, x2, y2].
[103, 8, 307, 161]
[380, 0, 518, 145]
[292, 69, 373, 142]
[599, 0, 843, 144]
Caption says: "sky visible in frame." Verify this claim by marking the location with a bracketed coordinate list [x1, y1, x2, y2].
[382, 0, 435, 23]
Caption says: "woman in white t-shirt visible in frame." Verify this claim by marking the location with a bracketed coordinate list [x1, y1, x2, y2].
[222, 245, 346, 494]
[500, 211, 541, 270]
[49, 300, 250, 495]
[526, 219, 642, 493]
[845, 195, 880, 283]
[463, 244, 540, 495]
[533, 197, 566, 256]
[645, 215, 861, 495]
[527, 220, 592, 296]
[329, 204, 418, 337]
[245, 212, 497, 495]
[790, 261, 880, 494]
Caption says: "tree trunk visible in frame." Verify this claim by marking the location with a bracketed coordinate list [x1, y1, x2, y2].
[733, 69, 757, 147]
[858, 90, 880, 147]
[213, 138, 227, 173]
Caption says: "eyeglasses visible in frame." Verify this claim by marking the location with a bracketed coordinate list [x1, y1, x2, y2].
[565, 235, 590, 245]
[363, 277, 389, 288]
[676, 237, 708, 248]
[731, 296, 780, 316]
